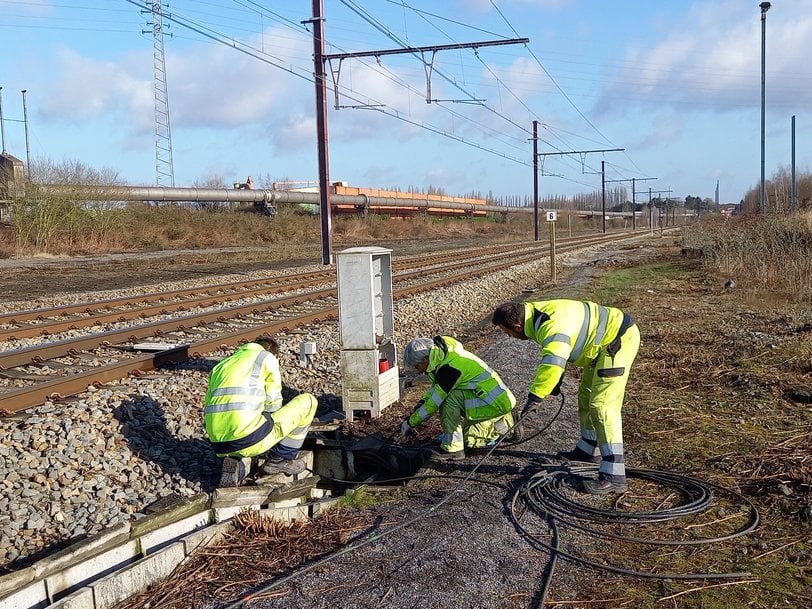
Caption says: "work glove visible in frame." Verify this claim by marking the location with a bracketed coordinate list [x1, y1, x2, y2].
[521, 393, 544, 417]
[400, 418, 415, 435]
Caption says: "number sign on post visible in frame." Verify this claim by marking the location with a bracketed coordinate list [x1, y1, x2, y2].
[546, 210, 557, 283]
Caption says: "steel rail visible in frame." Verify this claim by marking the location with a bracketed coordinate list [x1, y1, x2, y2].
[0, 233, 649, 414]
[2, 247, 530, 414]
[0, 272, 325, 326]
[0, 239, 544, 327]
[0, 233, 621, 350]
[0, 275, 333, 341]
[0, 309, 335, 415]
[0, 288, 337, 370]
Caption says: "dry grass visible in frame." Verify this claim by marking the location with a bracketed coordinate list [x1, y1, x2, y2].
[5, 178, 643, 258]
[2, 201, 547, 257]
[571, 247, 812, 608]
[681, 213, 812, 301]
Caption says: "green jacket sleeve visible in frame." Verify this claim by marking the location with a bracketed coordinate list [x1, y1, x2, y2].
[529, 319, 571, 398]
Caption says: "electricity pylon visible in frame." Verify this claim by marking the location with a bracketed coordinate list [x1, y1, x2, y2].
[144, 1, 175, 187]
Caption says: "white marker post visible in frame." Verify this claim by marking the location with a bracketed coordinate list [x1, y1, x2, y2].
[546, 210, 557, 283]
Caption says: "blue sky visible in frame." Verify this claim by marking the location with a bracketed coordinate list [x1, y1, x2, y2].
[0, 0, 809, 204]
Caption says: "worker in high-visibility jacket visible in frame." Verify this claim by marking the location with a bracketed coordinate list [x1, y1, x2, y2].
[204, 335, 317, 486]
[400, 335, 517, 461]
[492, 300, 640, 495]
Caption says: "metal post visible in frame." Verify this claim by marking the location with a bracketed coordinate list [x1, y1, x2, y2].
[791, 115, 796, 212]
[21, 90, 31, 179]
[533, 120, 539, 242]
[601, 160, 606, 233]
[311, 0, 333, 265]
[659, 207, 663, 237]
[0, 87, 6, 154]
[759, 2, 771, 214]
[649, 187, 653, 234]
[632, 178, 636, 231]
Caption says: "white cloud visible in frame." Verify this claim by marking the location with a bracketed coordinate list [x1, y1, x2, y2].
[594, 0, 812, 115]
[269, 113, 313, 150]
[38, 47, 152, 131]
[164, 26, 313, 129]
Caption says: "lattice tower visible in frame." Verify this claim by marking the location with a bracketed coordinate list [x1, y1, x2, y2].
[144, 1, 175, 187]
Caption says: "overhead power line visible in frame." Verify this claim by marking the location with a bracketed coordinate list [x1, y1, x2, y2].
[124, 0, 535, 169]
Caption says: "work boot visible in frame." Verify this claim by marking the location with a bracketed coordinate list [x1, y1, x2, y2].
[428, 448, 466, 462]
[558, 447, 601, 464]
[261, 456, 307, 476]
[579, 476, 629, 495]
[219, 456, 250, 488]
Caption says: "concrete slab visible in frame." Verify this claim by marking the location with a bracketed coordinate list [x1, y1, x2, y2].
[0, 578, 47, 609]
[44, 540, 140, 602]
[33, 523, 131, 580]
[0, 566, 35, 598]
[180, 521, 233, 555]
[214, 505, 260, 523]
[139, 510, 213, 555]
[47, 587, 94, 609]
[90, 542, 186, 609]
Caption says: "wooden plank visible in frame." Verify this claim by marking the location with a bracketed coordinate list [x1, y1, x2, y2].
[212, 486, 275, 508]
[268, 476, 320, 502]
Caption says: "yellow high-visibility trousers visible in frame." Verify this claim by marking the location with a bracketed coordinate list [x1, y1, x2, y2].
[576, 325, 640, 482]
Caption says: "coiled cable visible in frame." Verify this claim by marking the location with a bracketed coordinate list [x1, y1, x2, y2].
[511, 463, 759, 608]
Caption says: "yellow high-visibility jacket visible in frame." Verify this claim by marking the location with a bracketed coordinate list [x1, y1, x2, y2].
[203, 343, 284, 454]
[408, 336, 516, 426]
[523, 300, 631, 398]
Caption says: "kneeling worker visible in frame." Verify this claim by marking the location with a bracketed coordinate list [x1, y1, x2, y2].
[204, 335, 317, 486]
[492, 300, 640, 495]
[401, 336, 517, 460]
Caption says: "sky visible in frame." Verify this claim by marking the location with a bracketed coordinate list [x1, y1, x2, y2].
[0, 0, 810, 204]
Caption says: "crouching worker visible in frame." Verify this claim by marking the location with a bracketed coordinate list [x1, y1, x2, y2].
[400, 336, 517, 461]
[204, 335, 317, 486]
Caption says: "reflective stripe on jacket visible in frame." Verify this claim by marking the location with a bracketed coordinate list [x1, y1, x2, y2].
[408, 336, 516, 427]
[523, 299, 629, 397]
[203, 342, 283, 447]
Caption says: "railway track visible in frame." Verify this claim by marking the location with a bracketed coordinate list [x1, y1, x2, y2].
[0, 233, 636, 415]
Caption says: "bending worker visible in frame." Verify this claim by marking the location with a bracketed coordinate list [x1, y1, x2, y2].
[401, 335, 517, 461]
[203, 335, 317, 486]
[492, 300, 639, 495]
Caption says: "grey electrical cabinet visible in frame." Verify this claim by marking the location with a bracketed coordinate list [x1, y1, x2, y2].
[336, 246, 400, 421]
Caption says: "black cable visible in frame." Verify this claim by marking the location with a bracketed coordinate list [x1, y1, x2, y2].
[314, 469, 507, 490]
[502, 393, 566, 447]
[510, 464, 758, 595]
